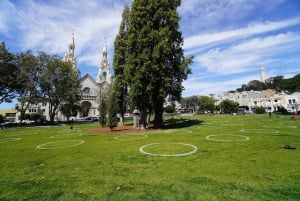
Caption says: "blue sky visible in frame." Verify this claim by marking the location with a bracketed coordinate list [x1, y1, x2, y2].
[1, 0, 300, 109]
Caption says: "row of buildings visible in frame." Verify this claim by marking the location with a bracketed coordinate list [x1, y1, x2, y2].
[212, 90, 299, 113]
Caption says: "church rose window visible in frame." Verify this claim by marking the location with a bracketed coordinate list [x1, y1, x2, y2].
[83, 87, 90, 94]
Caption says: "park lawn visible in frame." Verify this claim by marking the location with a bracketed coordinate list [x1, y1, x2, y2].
[0, 115, 299, 201]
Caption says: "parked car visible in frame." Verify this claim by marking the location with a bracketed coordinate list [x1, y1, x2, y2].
[124, 113, 133, 119]
[84, 117, 98, 122]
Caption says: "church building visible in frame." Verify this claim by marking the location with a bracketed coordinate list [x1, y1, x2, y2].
[17, 33, 113, 122]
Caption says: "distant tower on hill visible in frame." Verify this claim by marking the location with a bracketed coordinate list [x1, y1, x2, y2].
[260, 67, 266, 82]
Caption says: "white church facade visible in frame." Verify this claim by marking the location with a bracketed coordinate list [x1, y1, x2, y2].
[16, 34, 113, 122]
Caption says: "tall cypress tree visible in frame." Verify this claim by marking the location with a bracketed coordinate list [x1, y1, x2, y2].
[113, 5, 130, 123]
[125, 0, 193, 128]
[107, 90, 119, 131]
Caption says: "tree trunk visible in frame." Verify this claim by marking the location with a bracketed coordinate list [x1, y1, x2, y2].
[154, 106, 163, 128]
[140, 111, 147, 129]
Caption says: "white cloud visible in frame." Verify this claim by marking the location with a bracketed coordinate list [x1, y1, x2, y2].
[182, 74, 260, 96]
[0, 0, 17, 35]
[184, 16, 300, 50]
[194, 32, 300, 75]
[6, 0, 125, 67]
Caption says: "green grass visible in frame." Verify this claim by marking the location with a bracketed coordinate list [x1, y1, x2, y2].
[0, 115, 299, 201]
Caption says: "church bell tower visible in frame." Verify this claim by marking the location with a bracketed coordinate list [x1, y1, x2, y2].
[64, 31, 77, 69]
[96, 39, 112, 85]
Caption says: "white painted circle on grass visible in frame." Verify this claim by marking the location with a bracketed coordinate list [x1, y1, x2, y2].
[240, 129, 279, 133]
[51, 133, 82, 138]
[139, 142, 198, 157]
[114, 134, 148, 140]
[36, 140, 84, 149]
[206, 134, 249, 142]
[262, 125, 297, 129]
[0, 138, 21, 143]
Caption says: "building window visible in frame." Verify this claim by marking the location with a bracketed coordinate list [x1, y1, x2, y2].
[83, 87, 90, 94]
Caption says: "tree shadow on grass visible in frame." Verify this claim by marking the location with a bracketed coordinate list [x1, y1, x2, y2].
[162, 118, 204, 129]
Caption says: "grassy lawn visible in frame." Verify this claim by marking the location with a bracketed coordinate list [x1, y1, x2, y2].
[0, 114, 299, 201]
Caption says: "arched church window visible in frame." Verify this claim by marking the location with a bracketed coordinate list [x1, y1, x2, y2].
[102, 72, 107, 81]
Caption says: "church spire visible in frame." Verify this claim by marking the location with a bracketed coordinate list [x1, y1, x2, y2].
[64, 30, 77, 69]
[96, 38, 112, 84]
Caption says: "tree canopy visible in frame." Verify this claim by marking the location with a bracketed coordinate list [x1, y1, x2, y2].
[124, 0, 193, 128]
[278, 74, 300, 94]
[219, 99, 239, 114]
[0, 42, 20, 103]
[236, 75, 299, 93]
[113, 5, 130, 119]
[198, 96, 215, 113]
[15, 50, 41, 121]
[39, 52, 81, 123]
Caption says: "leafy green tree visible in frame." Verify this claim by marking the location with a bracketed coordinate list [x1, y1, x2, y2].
[164, 104, 176, 114]
[198, 96, 215, 113]
[265, 76, 284, 89]
[219, 99, 239, 114]
[0, 42, 20, 103]
[107, 90, 119, 131]
[278, 74, 300, 94]
[59, 103, 81, 121]
[39, 52, 80, 124]
[125, 0, 193, 128]
[98, 97, 107, 127]
[30, 113, 42, 122]
[15, 50, 41, 122]
[113, 5, 130, 122]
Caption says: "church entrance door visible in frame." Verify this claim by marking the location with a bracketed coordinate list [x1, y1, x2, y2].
[82, 101, 92, 117]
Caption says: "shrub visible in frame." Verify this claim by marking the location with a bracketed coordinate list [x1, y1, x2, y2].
[30, 113, 41, 121]
[164, 105, 176, 114]
[256, 106, 266, 114]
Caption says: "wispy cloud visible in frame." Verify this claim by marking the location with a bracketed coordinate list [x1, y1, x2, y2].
[195, 32, 300, 74]
[184, 16, 300, 50]
[1, 0, 127, 67]
[183, 74, 260, 96]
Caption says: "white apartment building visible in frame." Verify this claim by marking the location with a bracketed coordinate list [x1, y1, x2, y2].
[213, 90, 299, 113]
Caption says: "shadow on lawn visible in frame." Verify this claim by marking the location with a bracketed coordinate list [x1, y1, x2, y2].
[162, 118, 204, 129]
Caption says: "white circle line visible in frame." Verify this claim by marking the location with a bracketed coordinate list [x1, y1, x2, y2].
[262, 125, 297, 129]
[114, 134, 148, 140]
[240, 129, 279, 133]
[206, 134, 249, 142]
[139, 142, 198, 157]
[36, 140, 84, 149]
[50, 133, 83, 138]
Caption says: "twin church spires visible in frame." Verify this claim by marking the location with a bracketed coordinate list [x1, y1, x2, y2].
[64, 32, 112, 84]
